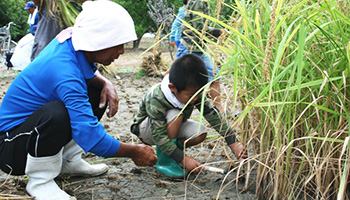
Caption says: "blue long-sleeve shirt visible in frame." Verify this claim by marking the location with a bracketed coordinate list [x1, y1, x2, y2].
[170, 6, 186, 42]
[0, 38, 120, 158]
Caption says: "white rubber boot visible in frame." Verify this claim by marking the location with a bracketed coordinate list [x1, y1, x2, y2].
[61, 139, 109, 177]
[25, 149, 76, 200]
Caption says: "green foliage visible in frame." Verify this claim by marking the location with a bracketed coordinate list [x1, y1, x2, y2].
[135, 69, 147, 79]
[0, 0, 29, 41]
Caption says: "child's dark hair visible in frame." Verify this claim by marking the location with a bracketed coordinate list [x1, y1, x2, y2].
[169, 54, 208, 92]
[183, 0, 188, 5]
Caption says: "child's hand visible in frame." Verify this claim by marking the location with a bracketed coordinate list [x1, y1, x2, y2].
[180, 156, 203, 173]
[229, 142, 248, 160]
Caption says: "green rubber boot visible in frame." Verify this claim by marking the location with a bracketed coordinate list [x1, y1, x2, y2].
[172, 139, 183, 150]
[172, 139, 186, 169]
[156, 145, 187, 179]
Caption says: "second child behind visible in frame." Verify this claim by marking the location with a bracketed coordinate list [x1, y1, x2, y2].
[131, 54, 247, 178]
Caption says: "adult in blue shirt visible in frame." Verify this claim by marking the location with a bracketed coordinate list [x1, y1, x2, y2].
[0, 1, 157, 200]
[169, 0, 187, 57]
[163, 0, 187, 77]
[24, 1, 39, 35]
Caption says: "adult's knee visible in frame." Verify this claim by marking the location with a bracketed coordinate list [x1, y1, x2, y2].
[46, 101, 69, 119]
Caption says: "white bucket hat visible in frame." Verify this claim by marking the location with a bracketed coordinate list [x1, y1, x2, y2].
[71, 0, 137, 51]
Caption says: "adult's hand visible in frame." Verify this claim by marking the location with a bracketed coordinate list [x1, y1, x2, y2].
[113, 143, 157, 166]
[99, 79, 119, 117]
[90, 70, 119, 117]
[169, 41, 176, 47]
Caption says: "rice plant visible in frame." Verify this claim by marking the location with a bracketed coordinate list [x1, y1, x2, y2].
[185, 0, 350, 199]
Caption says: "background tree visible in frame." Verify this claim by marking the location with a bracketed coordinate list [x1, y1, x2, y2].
[110, 0, 154, 48]
[147, 0, 176, 59]
[0, 0, 29, 42]
[147, 0, 175, 36]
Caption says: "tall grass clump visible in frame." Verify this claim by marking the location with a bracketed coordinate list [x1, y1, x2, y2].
[185, 0, 350, 199]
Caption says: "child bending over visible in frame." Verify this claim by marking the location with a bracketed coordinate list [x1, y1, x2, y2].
[131, 54, 247, 178]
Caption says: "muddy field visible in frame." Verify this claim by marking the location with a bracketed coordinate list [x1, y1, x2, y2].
[0, 39, 257, 200]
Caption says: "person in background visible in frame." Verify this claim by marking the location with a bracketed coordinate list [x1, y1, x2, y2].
[162, 0, 187, 76]
[131, 54, 247, 178]
[31, 0, 89, 60]
[24, 1, 39, 35]
[0, 1, 157, 199]
[179, 0, 226, 113]
[169, 0, 187, 57]
[164, 0, 225, 113]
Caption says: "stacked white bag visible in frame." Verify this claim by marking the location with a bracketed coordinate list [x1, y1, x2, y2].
[10, 33, 34, 71]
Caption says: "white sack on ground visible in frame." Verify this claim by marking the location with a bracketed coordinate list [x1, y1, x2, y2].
[11, 33, 34, 71]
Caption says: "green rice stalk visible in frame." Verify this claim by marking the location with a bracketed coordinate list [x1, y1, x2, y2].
[158, 0, 350, 198]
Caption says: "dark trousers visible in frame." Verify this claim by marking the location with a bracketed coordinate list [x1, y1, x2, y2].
[0, 86, 106, 175]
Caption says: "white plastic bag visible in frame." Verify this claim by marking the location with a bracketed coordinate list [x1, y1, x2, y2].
[10, 33, 34, 71]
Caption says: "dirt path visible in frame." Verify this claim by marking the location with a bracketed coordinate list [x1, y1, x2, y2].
[0, 49, 257, 200]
